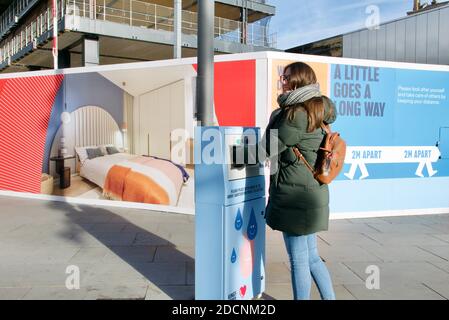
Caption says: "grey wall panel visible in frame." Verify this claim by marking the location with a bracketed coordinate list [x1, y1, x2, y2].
[427, 10, 439, 64]
[395, 20, 406, 62]
[359, 29, 369, 59]
[405, 16, 417, 63]
[368, 29, 377, 60]
[340, 6, 449, 65]
[386, 23, 396, 61]
[351, 32, 360, 58]
[416, 13, 428, 63]
[343, 34, 352, 58]
[376, 25, 387, 60]
[439, 7, 449, 64]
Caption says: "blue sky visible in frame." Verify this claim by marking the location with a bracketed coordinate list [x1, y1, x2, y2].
[268, 0, 413, 49]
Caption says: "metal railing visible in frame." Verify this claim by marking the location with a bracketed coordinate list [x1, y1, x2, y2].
[1, 0, 35, 37]
[68, 0, 276, 47]
[0, 0, 276, 65]
[0, 1, 65, 65]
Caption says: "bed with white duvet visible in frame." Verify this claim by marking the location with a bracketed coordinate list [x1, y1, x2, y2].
[78, 152, 186, 206]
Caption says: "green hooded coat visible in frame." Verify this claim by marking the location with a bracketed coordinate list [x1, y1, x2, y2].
[264, 97, 337, 236]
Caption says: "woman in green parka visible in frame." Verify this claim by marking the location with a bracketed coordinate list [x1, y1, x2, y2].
[264, 62, 337, 300]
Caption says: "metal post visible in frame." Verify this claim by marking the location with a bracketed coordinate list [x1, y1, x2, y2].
[241, 0, 247, 45]
[53, 0, 58, 69]
[173, 0, 182, 59]
[196, 0, 214, 126]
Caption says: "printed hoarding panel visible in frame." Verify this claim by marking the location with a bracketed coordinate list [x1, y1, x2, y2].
[1, 53, 448, 217]
[272, 59, 330, 111]
[0, 59, 257, 214]
[0, 75, 64, 193]
[272, 59, 449, 214]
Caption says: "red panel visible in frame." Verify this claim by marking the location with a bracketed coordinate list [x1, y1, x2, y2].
[193, 60, 256, 126]
[0, 80, 7, 95]
[0, 75, 63, 193]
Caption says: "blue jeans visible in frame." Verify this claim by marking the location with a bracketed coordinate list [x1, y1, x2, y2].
[283, 233, 336, 300]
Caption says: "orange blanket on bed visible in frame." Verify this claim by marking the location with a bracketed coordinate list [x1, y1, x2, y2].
[103, 165, 170, 205]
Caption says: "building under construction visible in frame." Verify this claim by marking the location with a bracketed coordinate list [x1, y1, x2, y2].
[288, 0, 449, 65]
[0, 0, 276, 73]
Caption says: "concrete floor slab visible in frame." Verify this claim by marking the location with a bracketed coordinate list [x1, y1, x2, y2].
[361, 244, 448, 262]
[318, 245, 383, 263]
[422, 281, 449, 299]
[344, 283, 445, 300]
[146, 285, 195, 300]
[0, 196, 448, 300]
[361, 233, 449, 246]
[0, 287, 31, 300]
[153, 246, 194, 262]
[366, 223, 443, 234]
[318, 232, 381, 246]
[343, 261, 449, 285]
[418, 245, 449, 261]
[264, 263, 291, 284]
[327, 221, 381, 234]
[84, 285, 149, 300]
[22, 287, 89, 300]
[432, 230, 449, 244]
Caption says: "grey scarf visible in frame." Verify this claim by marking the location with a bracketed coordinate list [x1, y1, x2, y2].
[277, 83, 322, 108]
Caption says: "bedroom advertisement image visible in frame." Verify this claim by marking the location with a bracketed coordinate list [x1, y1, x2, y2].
[0, 59, 258, 214]
[272, 59, 449, 215]
[1, 54, 448, 217]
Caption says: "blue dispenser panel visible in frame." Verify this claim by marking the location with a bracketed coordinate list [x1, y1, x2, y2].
[195, 126, 265, 207]
[224, 198, 266, 300]
[224, 176, 266, 207]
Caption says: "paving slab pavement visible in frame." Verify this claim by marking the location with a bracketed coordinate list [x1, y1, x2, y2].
[0, 196, 448, 300]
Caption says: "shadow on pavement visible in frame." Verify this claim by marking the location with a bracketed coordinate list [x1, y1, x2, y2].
[47, 200, 195, 300]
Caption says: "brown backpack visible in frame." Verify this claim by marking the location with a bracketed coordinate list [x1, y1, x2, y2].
[292, 124, 347, 184]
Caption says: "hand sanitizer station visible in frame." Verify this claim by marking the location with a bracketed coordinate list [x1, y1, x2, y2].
[195, 126, 266, 300]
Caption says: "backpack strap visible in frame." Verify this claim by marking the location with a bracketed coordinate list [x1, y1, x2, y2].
[321, 123, 331, 134]
[293, 123, 330, 175]
[292, 146, 316, 176]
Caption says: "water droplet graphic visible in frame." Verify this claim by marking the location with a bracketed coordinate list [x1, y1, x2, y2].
[235, 209, 243, 231]
[231, 248, 237, 264]
[247, 208, 258, 240]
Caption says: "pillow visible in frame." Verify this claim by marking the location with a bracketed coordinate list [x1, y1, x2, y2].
[86, 147, 104, 160]
[99, 144, 114, 155]
[75, 146, 96, 164]
[106, 146, 120, 155]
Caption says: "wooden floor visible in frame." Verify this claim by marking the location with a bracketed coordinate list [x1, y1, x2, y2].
[52, 175, 98, 197]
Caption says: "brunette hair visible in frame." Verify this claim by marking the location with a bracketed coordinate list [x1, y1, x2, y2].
[283, 62, 325, 132]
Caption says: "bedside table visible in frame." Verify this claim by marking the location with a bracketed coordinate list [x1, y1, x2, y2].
[50, 155, 75, 189]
